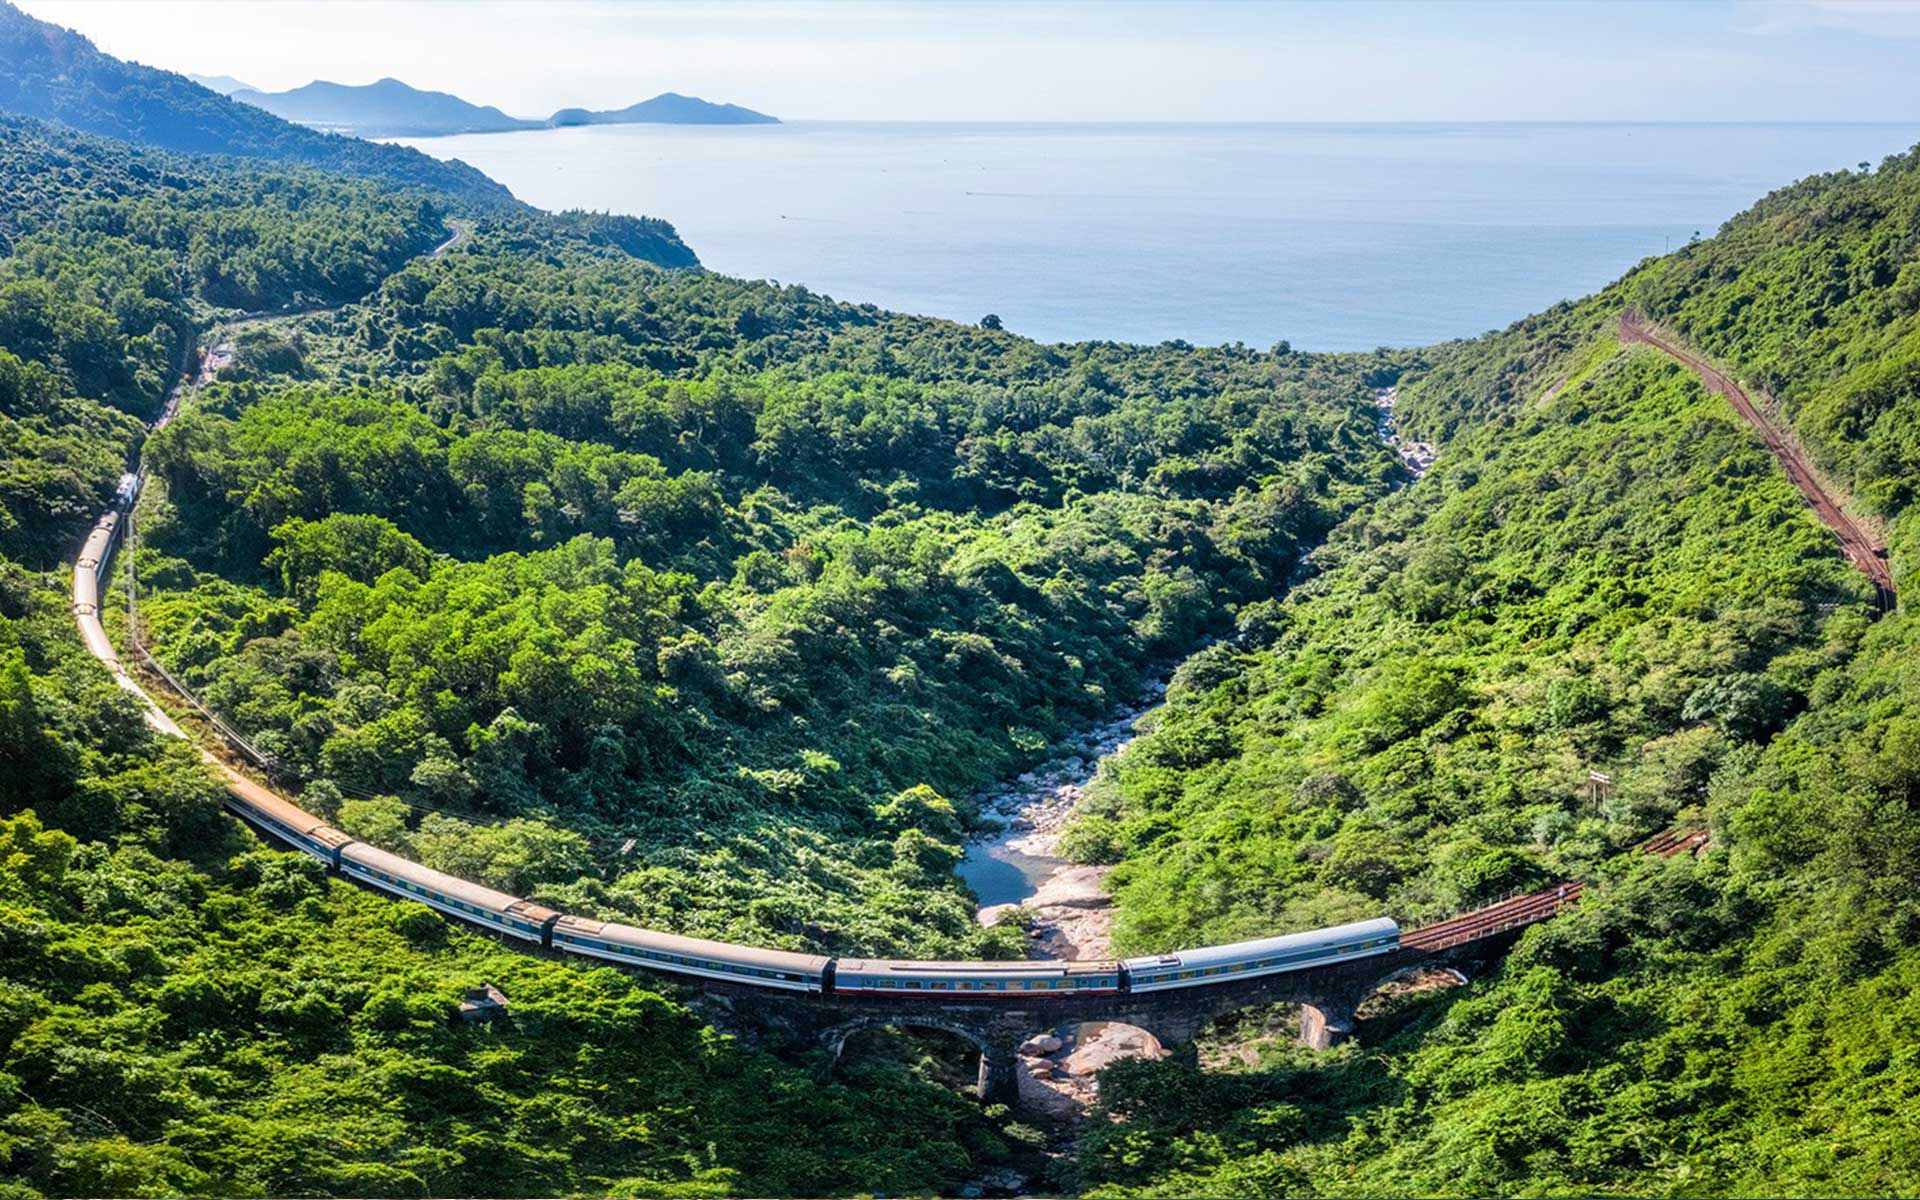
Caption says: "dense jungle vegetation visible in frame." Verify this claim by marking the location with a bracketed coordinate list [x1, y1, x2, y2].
[0, 107, 1399, 1194]
[1065, 147, 1920, 1197]
[0, 115, 451, 564]
[0, 109, 1103, 1196]
[134, 228, 1400, 957]
[0, 550, 1049, 1198]
[6, 15, 1920, 1191]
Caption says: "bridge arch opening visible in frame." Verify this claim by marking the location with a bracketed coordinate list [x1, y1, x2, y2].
[1352, 965, 1469, 1036]
[824, 1018, 996, 1101]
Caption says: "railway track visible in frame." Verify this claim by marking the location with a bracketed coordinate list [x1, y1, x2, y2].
[1639, 826, 1710, 859]
[1404, 883, 1585, 952]
[1402, 825, 1708, 951]
[1620, 310, 1896, 606]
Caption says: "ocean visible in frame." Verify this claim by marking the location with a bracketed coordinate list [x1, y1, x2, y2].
[395, 121, 1920, 351]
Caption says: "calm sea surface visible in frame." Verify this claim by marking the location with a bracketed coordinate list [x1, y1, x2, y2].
[396, 122, 1920, 350]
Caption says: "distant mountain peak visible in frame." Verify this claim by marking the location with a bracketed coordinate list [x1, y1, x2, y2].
[225, 76, 778, 138]
[0, 1, 514, 203]
[232, 75, 526, 138]
[570, 91, 779, 127]
[186, 72, 254, 96]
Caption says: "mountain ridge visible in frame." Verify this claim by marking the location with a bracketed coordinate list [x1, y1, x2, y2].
[0, 0, 516, 204]
[234, 76, 779, 138]
[186, 72, 255, 95]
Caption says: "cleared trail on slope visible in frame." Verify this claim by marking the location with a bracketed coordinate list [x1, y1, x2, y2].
[1620, 310, 1896, 605]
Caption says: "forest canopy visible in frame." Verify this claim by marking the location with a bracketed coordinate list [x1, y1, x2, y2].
[5, 31, 1920, 1195]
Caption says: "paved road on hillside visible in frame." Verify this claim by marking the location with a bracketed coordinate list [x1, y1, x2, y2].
[429, 219, 469, 259]
[1621, 310, 1896, 604]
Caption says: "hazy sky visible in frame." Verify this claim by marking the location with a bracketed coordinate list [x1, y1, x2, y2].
[18, 0, 1920, 122]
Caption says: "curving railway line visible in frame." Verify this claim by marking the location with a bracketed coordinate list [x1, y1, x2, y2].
[68, 375, 1536, 1006]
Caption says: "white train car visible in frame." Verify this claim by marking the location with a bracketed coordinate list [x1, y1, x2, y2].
[551, 914, 830, 992]
[71, 511, 122, 664]
[339, 841, 560, 944]
[216, 765, 355, 866]
[830, 957, 1122, 997]
[1123, 917, 1399, 993]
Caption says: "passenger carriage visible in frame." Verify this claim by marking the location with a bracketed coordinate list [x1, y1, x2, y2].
[550, 914, 830, 991]
[830, 958, 1123, 997]
[1122, 917, 1398, 992]
[338, 841, 560, 943]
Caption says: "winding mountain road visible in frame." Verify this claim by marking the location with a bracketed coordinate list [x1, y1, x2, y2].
[1621, 310, 1896, 605]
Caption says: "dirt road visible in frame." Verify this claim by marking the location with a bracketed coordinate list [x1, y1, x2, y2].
[1621, 310, 1896, 605]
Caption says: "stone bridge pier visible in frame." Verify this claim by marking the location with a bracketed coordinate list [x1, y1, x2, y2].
[690, 940, 1503, 1108]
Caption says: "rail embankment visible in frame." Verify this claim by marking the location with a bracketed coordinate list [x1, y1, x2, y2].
[1621, 309, 1895, 605]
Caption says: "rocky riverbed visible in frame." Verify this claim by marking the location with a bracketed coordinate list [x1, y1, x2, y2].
[961, 676, 1163, 960]
[1377, 384, 1436, 478]
[954, 677, 1173, 1121]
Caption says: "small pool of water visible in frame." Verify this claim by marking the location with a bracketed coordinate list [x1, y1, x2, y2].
[957, 835, 1064, 908]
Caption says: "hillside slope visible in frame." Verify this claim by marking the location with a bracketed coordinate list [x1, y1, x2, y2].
[0, 1, 514, 204]
[1071, 148, 1920, 1197]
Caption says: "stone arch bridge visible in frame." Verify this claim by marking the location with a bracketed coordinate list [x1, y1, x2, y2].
[687, 874, 1665, 1105]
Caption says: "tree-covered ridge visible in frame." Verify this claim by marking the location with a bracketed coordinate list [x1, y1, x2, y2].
[1073, 316, 1865, 950]
[0, 0, 515, 206]
[131, 236, 1402, 956]
[1069, 150, 1920, 1197]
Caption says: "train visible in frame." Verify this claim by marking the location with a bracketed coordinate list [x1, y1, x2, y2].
[72, 482, 1402, 1001]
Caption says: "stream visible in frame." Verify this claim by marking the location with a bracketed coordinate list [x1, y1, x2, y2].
[943, 388, 1423, 1141]
[955, 675, 1166, 960]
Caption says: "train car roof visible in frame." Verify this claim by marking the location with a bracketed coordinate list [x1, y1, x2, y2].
[216, 767, 352, 846]
[1122, 917, 1399, 971]
[340, 839, 536, 915]
[561, 915, 830, 972]
[835, 958, 1121, 976]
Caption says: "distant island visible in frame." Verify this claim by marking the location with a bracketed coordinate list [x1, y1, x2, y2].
[231, 77, 778, 138]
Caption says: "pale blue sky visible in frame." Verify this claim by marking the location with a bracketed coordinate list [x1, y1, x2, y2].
[20, 0, 1920, 122]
